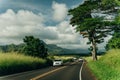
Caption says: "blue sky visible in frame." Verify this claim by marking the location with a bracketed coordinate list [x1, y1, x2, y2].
[0, 0, 83, 25]
[0, 0, 110, 50]
[0, 0, 83, 13]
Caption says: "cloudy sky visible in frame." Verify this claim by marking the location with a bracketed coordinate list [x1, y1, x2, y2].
[0, 0, 111, 50]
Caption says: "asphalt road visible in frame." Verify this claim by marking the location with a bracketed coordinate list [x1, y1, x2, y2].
[0, 61, 83, 80]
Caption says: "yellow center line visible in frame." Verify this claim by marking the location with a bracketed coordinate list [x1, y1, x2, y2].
[30, 66, 67, 80]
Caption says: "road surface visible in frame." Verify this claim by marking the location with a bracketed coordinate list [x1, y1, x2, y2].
[0, 61, 83, 80]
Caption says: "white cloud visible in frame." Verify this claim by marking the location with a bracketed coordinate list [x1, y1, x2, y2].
[0, 9, 58, 44]
[52, 1, 68, 22]
[45, 21, 82, 45]
[45, 21, 90, 49]
[0, 9, 88, 49]
[0, 9, 111, 50]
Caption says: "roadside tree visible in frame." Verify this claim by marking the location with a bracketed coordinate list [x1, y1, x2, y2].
[68, 0, 119, 60]
[23, 36, 48, 58]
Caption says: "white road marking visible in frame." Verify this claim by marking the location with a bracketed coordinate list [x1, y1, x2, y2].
[79, 61, 84, 80]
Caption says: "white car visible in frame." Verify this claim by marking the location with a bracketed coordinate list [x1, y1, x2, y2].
[53, 59, 63, 66]
[78, 58, 83, 62]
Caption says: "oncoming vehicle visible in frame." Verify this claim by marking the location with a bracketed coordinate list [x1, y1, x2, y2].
[78, 58, 83, 62]
[53, 59, 63, 66]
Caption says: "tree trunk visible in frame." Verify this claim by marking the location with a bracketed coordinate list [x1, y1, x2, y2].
[91, 37, 97, 61]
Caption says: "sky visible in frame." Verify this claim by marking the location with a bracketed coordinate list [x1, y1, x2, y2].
[0, 0, 111, 50]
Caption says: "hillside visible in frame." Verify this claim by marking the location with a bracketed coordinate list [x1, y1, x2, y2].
[86, 49, 120, 80]
[0, 44, 89, 55]
[47, 44, 89, 54]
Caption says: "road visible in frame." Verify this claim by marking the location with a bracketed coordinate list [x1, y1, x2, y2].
[0, 61, 83, 80]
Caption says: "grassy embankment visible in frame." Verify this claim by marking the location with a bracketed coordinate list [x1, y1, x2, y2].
[0, 52, 51, 76]
[85, 49, 120, 80]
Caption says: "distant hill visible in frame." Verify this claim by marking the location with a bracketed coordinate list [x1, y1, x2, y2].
[0, 43, 89, 55]
[46, 44, 90, 55]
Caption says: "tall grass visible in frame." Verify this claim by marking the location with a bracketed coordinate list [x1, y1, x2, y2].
[85, 49, 120, 80]
[0, 52, 48, 76]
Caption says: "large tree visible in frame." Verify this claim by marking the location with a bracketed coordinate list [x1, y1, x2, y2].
[23, 36, 48, 58]
[68, 0, 119, 60]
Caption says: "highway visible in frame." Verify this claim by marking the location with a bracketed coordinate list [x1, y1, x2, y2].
[0, 61, 83, 80]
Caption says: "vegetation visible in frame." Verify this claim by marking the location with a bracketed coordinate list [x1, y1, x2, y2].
[0, 52, 51, 76]
[106, 32, 120, 50]
[68, 0, 119, 60]
[85, 49, 120, 80]
[106, 10, 120, 50]
[0, 43, 25, 53]
[23, 36, 48, 58]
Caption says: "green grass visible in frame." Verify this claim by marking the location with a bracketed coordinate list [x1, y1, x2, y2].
[85, 49, 120, 80]
[0, 52, 48, 76]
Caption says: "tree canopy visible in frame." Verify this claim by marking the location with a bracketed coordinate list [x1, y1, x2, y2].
[23, 36, 48, 58]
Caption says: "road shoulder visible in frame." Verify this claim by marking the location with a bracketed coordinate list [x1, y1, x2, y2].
[81, 61, 97, 80]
